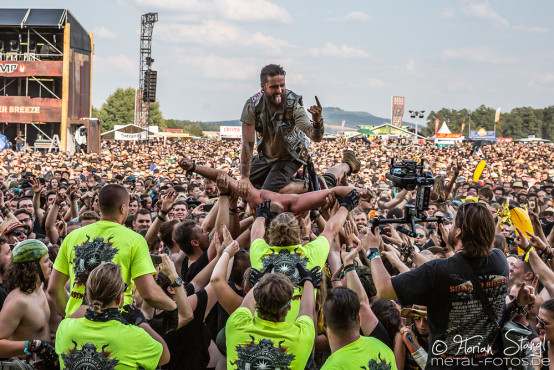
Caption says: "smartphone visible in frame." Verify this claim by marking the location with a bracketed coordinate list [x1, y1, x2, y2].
[150, 254, 162, 265]
[203, 204, 214, 212]
[529, 200, 536, 209]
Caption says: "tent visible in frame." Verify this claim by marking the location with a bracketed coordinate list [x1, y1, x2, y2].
[101, 124, 165, 141]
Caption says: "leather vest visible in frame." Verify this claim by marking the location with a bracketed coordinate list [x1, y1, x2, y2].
[249, 90, 310, 165]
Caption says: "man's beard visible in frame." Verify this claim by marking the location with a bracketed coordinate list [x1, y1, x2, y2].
[265, 91, 284, 110]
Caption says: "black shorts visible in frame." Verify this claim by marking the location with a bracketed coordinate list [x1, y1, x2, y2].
[249, 154, 302, 192]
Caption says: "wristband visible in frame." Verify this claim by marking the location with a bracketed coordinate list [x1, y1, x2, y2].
[368, 250, 381, 261]
[24, 340, 31, 355]
[157, 215, 166, 222]
[343, 267, 356, 274]
[219, 192, 231, 197]
[159, 209, 168, 216]
[302, 236, 310, 241]
[524, 247, 534, 262]
[229, 208, 238, 215]
[343, 263, 356, 271]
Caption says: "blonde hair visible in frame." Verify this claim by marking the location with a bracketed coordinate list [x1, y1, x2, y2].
[86, 263, 125, 313]
[268, 212, 301, 247]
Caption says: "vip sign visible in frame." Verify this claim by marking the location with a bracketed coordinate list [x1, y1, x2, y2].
[0, 64, 18, 73]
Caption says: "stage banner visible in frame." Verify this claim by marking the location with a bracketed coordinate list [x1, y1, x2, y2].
[469, 129, 496, 140]
[495, 108, 501, 123]
[0, 61, 63, 77]
[0, 96, 62, 123]
[435, 118, 440, 134]
[461, 122, 465, 134]
[391, 96, 405, 128]
[436, 133, 462, 138]
[220, 126, 242, 138]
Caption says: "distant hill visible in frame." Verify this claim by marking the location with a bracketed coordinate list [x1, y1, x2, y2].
[188, 107, 415, 132]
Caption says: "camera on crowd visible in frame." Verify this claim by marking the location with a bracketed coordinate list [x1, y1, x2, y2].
[386, 159, 434, 215]
[371, 159, 442, 238]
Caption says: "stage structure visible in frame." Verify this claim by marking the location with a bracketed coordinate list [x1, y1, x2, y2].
[135, 12, 158, 132]
[0, 9, 99, 153]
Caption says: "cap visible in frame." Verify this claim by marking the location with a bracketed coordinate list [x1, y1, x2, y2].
[12, 239, 48, 263]
[401, 304, 428, 318]
[455, 176, 466, 184]
[544, 207, 554, 214]
[0, 219, 31, 235]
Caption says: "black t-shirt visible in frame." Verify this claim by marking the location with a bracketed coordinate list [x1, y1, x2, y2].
[392, 249, 509, 369]
[161, 289, 211, 370]
[0, 282, 7, 311]
[180, 250, 209, 284]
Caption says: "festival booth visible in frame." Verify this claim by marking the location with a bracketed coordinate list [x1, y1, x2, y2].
[101, 124, 164, 141]
[219, 125, 241, 140]
[434, 122, 463, 147]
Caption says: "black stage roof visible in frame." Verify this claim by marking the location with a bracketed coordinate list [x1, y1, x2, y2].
[0, 8, 91, 53]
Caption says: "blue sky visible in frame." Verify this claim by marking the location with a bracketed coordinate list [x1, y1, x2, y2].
[18, 0, 554, 122]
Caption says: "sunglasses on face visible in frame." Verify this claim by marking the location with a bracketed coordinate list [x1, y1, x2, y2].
[11, 229, 28, 237]
[412, 314, 428, 321]
[537, 315, 549, 329]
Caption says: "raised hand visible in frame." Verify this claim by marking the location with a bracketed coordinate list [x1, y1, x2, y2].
[249, 263, 275, 287]
[216, 171, 230, 194]
[514, 227, 530, 252]
[222, 224, 234, 248]
[256, 199, 272, 220]
[335, 189, 359, 212]
[160, 254, 178, 278]
[344, 220, 356, 250]
[307, 96, 323, 125]
[178, 157, 195, 171]
[31, 178, 43, 194]
[526, 231, 547, 252]
[223, 240, 240, 258]
[161, 189, 177, 213]
[516, 275, 538, 308]
[238, 178, 252, 199]
[295, 263, 322, 288]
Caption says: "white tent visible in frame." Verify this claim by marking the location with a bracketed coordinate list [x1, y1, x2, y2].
[437, 121, 452, 135]
[101, 124, 164, 141]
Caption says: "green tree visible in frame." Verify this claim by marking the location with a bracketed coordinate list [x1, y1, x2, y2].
[96, 88, 165, 132]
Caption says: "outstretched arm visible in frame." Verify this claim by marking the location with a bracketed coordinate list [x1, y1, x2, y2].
[240, 122, 256, 178]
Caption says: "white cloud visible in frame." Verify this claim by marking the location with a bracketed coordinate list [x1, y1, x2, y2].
[405, 59, 415, 71]
[326, 11, 370, 23]
[134, 0, 291, 23]
[512, 25, 549, 33]
[528, 74, 554, 90]
[156, 21, 242, 45]
[462, 3, 509, 28]
[176, 55, 259, 80]
[310, 43, 369, 58]
[344, 11, 370, 22]
[442, 46, 513, 64]
[247, 32, 294, 54]
[367, 78, 384, 87]
[92, 27, 119, 40]
[94, 55, 136, 76]
[441, 8, 454, 18]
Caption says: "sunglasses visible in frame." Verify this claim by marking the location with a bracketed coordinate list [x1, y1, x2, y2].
[412, 314, 428, 321]
[537, 315, 549, 329]
[416, 233, 425, 238]
[11, 229, 28, 237]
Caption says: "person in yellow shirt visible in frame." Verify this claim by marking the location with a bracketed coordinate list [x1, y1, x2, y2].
[226, 270, 318, 370]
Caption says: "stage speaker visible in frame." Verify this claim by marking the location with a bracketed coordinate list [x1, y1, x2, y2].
[143, 70, 157, 102]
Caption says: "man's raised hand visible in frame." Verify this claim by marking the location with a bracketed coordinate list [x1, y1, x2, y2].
[307, 96, 323, 125]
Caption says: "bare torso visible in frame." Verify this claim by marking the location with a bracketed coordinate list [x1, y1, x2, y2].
[7, 288, 51, 342]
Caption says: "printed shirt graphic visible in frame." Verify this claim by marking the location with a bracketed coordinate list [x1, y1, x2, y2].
[321, 336, 397, 370]
[226, 307, 315, 370]
[391, 249, 509, 369]
[250, 236, 329, 323]
[55, 317, 162, 369]
[53, 221, 155, 316]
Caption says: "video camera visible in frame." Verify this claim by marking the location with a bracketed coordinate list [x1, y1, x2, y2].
[372, 159, 443, 238]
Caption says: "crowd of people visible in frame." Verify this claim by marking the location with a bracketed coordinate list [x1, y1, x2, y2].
[1, 63, 554, 369]
[0, 137, 552, 369]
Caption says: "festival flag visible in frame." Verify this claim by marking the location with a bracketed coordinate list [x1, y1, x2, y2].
[461, 122, 465, 134]
[434, 118, 440, 134]
[391, 96, 405, 128]
[495, 108, 501, 123]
